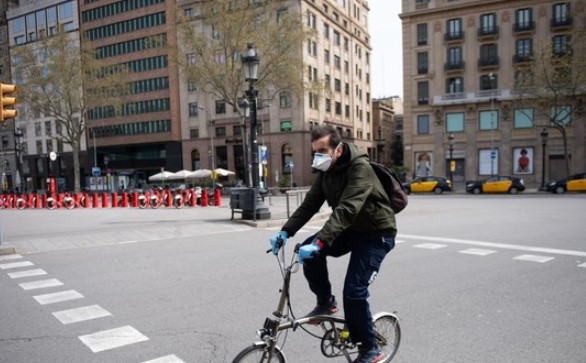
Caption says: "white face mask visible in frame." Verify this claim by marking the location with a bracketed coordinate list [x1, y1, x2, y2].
[311, 153, 333, 172]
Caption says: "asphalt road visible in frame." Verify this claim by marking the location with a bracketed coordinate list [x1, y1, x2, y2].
[1, 194, 585, 363]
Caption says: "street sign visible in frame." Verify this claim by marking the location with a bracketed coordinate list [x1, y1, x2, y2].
[490, 151, 496, 159]
[450, 160, 456, 172]
[92, 167, 101, 176]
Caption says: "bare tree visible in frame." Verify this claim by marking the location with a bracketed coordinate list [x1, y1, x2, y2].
[12, 29, 127, 192]
[174, 0, 315, 116]
[513, 13, 586, 178]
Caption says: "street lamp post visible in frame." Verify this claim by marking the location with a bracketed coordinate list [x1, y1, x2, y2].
[448, 133, 454, 185]
[539, 128, 549, 191]
[14, 128, 24, 192]
[89, 128, 97, 168]
[489, 73, 496, 177]
[242, 43, 270, 220]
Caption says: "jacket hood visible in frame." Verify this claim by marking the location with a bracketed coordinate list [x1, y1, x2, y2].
[329, 142, 368, 172]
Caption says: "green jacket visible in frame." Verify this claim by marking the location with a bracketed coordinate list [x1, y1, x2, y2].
[282, 143, 397, 246]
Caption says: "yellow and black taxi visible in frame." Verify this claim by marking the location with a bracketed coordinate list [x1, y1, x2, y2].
[402, 176, 452, 194]
[546, 173, 586, 194]
[466, 176, 526, 194]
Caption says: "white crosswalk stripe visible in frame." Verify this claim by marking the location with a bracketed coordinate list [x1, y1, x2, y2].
[19, 279, 64, 290]
[142, 355, 186, 363]
[33, 290, 84, 305]
[52, 305, 112, 325]
[513, 254, 555, 263]
[0, 261, 34, 270]
[458, 248, 497, 256]
[78, 325, 149, 353]
[8, 269, 48, 279]
[0, 254, 22, 261]
[413, 243, 447, 250]
[579, 262, 586, 268]
[395, 240, 407, 244]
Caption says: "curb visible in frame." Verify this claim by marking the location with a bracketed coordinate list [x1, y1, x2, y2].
[0, 244, 16, 256]
[231, 211, 332, 228]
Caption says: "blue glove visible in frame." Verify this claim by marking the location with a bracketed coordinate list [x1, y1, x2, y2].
[269, 231, 288, 254]
[298, 240, 324, 265]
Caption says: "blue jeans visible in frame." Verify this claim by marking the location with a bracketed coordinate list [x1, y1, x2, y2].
[302, 231, 395, 350]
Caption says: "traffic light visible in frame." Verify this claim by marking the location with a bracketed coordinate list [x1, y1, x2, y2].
[0, 83, 17, 122]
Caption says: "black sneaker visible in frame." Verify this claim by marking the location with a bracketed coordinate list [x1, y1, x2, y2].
[305, 296, 339, 319]
[353, 345, 385, 363]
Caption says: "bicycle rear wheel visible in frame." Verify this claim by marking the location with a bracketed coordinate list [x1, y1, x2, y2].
[232, 343, 286, 363]
[373, 312, 401, 362]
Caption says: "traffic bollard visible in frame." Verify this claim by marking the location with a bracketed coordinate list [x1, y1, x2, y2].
[111, 193, 118, 208]
[42, 194, 48, 208]
[121, 192, 129, 208]
[92, 193, 99, 208]
[102, 193, 108, 208]
[189, 189, 196, 207]
[201, 189, 208, 207]
[83, 193, 90, 208]
[35, 194, 42, 208]
[74, 193, 81, 208]
[132, 192, 138, 208]
[213, 188, 221, 206]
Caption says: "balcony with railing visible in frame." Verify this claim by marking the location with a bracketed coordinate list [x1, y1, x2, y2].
[478, 57, 500, 68]
[444, 60, 465, 71]
[513, 21, 535, 33]
[444, 31, 465, 42]
[551, 17, 573, 28]
[432, 89, 509, 106]
[477, 25, 499, 38]
[513, 54, 532, 64]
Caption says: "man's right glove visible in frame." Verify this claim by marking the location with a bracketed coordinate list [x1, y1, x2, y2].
[298, 239, 324, 265]
[269, 231, 288, 254]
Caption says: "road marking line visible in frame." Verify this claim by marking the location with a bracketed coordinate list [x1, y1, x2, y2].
[0, 254, 22, 261]
[33, 290, 84, 305]
[19, 279, 64, 290]
[117, 240, 138, 245]
[8, 269, 48, 279]
[400, 234, 586, 257]
[53, 305, 112, 325]
[395, 240, 407, 244]
[458, 248, 497, 256]
[142, 355, 186, 363]
[513, 254, 555, 263]
[413, 243, 446, 250]
[78, 325, 149, 353]
[0, 261, 34, 270]
[578, 262, 586, 268]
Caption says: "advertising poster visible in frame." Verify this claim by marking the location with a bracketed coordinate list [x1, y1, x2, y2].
[513, 147, 534, 174]
[479, 149, 499, 175]
[414, 152, 433, 177]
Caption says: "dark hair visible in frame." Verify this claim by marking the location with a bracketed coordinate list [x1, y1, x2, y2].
[310, 124, 341, 148]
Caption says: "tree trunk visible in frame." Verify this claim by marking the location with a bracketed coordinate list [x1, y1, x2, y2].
[72, 141, 81, 192]
[561, 128, 571, 178]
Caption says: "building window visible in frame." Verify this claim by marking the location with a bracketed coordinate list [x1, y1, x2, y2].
[446, 77, 464, 94]
[552, 35, 571, 56]
[479, 149, 499, 175]
[446, 112, 465, 132]
[334, 55, 341, 69]
[335, 102, 342, 115]
[479, 13, 497, 35]
[417, 23, 427, 45]
[309, 92, 318, 109]
[514, 8, 534, 32]
[417, 52, 428, 74]
[479, 44, 499, 66]
[215, 126, 226, 137]
[333, 30, 341, 45]
[417, 115, 430, 134]
[190, 128, 199, 138]
[188, 102, 199, 117]
[215, 100, 226, 114]
[324, 49, 330, 63]
[550, 105, 571, 125]
[446, 47, 463, 69]
[514, 108, 534, 128]
[187, 81, 197, 92]
[480, 74, 498, 90]
[446, 18, 463, 40]
[280, 120, 292, 132]
[279, 92, 291, 108]
[417, 81, 429, 105]
[334, 78, 341, 92]
[514, 39, 532, 62]
[479, 110, 499, 130]
[552, 2, 571, 26]
[325, 98, 331, 112]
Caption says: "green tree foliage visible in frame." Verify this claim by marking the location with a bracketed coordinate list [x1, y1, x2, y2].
[12, 29, 127, 191]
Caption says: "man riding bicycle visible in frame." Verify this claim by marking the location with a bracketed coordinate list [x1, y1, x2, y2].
[270, 125, 396, 363]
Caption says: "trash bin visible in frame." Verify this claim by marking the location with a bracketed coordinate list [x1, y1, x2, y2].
[230, 187, 270, 220]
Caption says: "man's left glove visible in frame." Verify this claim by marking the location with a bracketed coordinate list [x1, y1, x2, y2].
[298, 239, 324, 265]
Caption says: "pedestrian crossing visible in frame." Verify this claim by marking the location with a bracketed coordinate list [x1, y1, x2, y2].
[0, 253, 186, 362]
[294, 227, 586, 268]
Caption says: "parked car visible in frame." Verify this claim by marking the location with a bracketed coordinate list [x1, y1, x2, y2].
[402, 176, 452, 194]
[466, 176, 525, 194]
[545, 173, 586, 194]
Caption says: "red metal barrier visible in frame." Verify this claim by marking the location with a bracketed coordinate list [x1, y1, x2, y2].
[201, 189, 208, 207]
[121, 192, 129, 208]
[213, 188, 221, 206]
[102, 193, 108, 208]
[111, 193, 118, 208]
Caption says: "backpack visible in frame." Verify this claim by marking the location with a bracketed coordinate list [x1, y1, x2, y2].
[370, 162, 408, 214]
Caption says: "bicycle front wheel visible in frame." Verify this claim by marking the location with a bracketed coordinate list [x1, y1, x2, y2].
[373, 312, 401, 362]
[232, 343, 286, 363]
